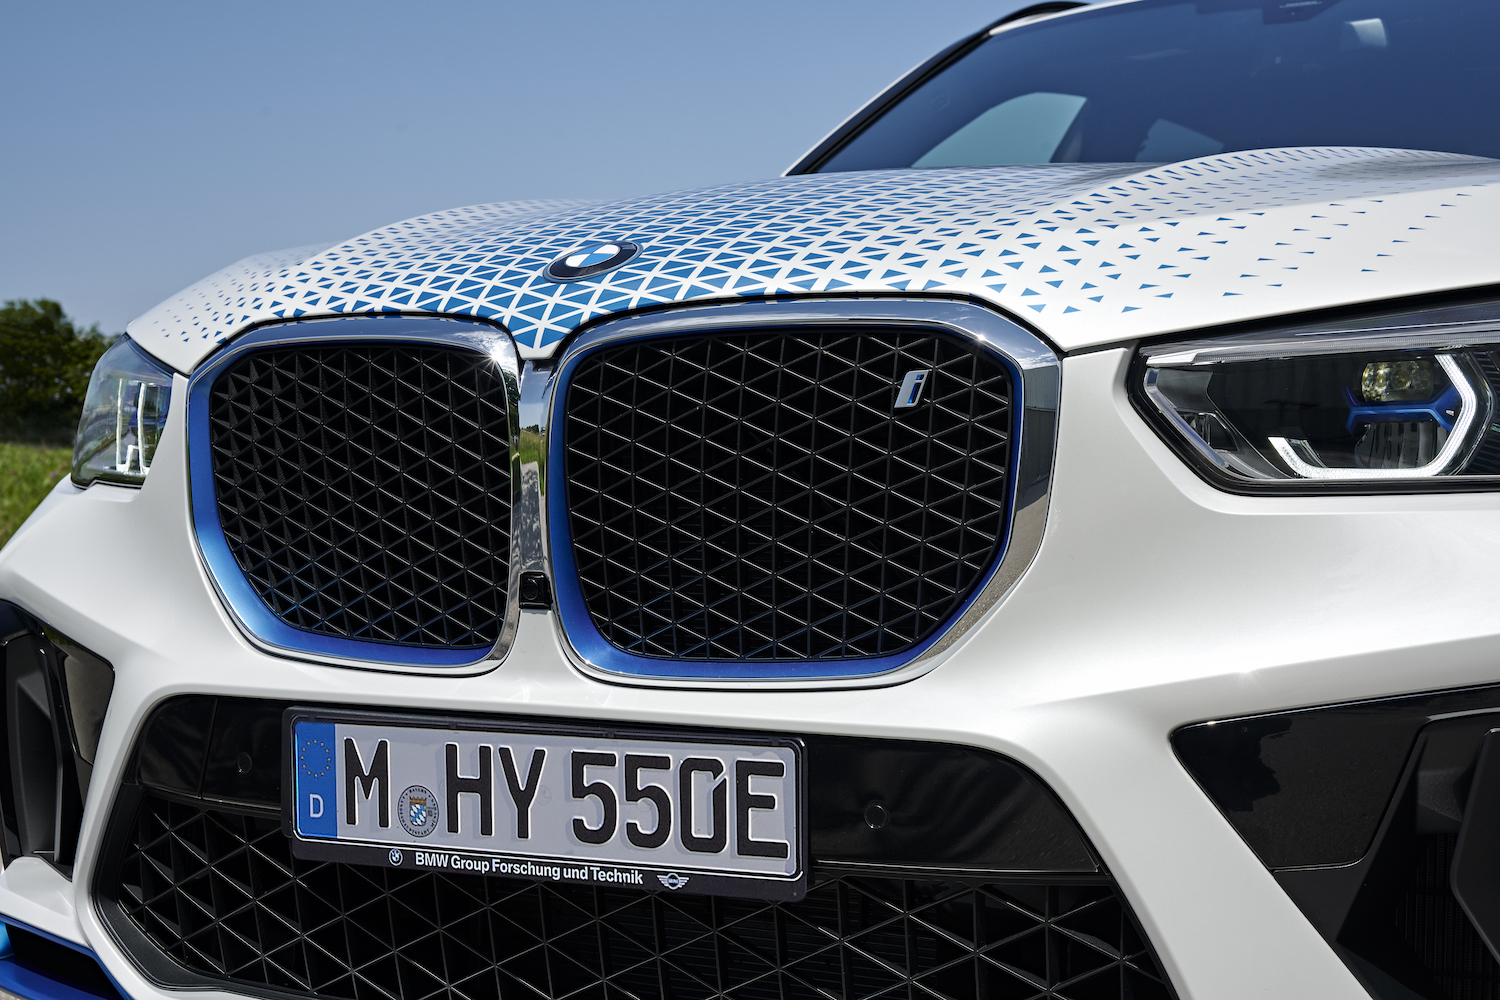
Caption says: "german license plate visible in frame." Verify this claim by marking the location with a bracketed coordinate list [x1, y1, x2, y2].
[284, 709, 805, 901]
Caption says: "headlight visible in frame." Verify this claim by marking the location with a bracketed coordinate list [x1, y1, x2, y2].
[1132, 300, 1500, 491]
[72, 336, 175, 488]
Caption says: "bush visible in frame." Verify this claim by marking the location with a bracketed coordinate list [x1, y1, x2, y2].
[0, 299, 111, 444]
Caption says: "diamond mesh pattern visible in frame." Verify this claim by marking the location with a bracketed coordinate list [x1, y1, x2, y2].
[563, 329, 1013, 661]
[113, 795, 1172, 1000]
[208, 344, 512, 649]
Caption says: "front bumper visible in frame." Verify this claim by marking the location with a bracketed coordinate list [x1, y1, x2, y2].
[5, 346, 1500, 999]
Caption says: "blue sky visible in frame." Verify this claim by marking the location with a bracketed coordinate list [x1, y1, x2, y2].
[0, 1, 1031, 334]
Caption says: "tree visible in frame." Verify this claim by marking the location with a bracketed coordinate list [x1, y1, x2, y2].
[0, 299, 112, 443]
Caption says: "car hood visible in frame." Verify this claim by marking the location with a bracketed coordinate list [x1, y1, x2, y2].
[130, 146, 1500, 372]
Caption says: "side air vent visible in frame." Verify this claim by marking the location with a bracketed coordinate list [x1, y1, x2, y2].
[1175, 684, 1500, 1000]
[0, 602, 114, 876]
[556, 326, 1016, 673]
[191, 318, 519, 667]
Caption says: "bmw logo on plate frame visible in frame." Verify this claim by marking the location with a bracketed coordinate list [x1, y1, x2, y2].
[545, 240, 643, 282]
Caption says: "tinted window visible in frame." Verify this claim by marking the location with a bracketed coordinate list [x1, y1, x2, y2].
[817, 0, 1500, 171]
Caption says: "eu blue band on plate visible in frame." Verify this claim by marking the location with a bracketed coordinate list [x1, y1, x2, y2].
[294, 721, 337, 838]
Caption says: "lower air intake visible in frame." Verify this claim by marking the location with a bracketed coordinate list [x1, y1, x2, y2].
[108, 795, 1173, 1000]
[561, 327, 1015, 663]
[1398, 833, 1500, 997]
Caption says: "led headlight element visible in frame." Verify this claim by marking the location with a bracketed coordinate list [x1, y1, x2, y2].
[1134, 301, 1500, 488]
[1362, 359, 1435, 403]
[72, 336, 175, 488]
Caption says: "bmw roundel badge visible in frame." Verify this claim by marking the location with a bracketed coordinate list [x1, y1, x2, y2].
[545, 239, 642, 282]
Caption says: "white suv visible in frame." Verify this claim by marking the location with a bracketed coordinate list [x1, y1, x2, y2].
[2, 2, 1498, 998]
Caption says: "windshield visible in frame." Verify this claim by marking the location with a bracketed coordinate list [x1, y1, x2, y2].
[815, 0, 1500, 171]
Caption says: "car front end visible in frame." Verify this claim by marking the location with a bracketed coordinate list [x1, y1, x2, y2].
[4, 3, 1500, 999]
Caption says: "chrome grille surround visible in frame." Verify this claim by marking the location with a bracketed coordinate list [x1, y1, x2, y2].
[540, 299, 1060, 684]
[187, 316, 522, 671]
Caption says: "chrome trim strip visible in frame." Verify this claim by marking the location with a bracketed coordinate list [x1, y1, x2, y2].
[514, 360, 552, 578]
[1141, 367, 1233, 473]
[185, 315, 522, 673]
[1144, 319, 1500, 367]
[537, 297, 1060, 690]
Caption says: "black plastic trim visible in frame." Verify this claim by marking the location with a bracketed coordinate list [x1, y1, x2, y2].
[100, 797, 1167, 1000]
[1451, 729, 1500, 962]
[0, 602, 114, 876]
[1172, 692, 1453, 869]
[517, 572, 552, 610]
[116, 695, 1100, 875]
[1175, 685, 1500, 999]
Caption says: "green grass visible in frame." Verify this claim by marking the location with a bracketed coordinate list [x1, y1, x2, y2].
[0, 443, 72, 550]
[518, 428, 544, 471]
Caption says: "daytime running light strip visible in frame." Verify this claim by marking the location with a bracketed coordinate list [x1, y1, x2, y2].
[1268, 354, 1477, 480]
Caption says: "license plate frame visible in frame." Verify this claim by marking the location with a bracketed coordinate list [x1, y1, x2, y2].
[283, 707, 807, 901]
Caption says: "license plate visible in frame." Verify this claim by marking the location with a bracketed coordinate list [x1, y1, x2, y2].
[284, 709, 805, 901]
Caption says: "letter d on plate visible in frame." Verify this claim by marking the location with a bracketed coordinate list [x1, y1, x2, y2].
[295, 721, 338, 838]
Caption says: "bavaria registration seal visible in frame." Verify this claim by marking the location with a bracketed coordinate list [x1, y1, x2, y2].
[397, 785, 440, 837]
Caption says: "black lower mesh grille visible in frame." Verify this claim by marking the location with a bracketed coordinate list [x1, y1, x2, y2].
[563, 328, 1014, 661]
[208, 344, 511, 649]
[109, 795, 1171, 1000]
[1397, 834, 1500, 997]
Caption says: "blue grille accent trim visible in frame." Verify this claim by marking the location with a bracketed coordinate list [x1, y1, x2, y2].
[0, 919, 128, 1000]
[187, 316, 521, 669]
[545, 313, 1026, 680]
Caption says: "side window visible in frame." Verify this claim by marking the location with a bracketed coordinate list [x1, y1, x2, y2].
[913, 92, 1088, 167]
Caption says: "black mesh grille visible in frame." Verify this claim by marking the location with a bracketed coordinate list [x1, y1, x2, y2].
[208, 344, 511, 649]
[563, 329, 1013, 661]
[1397, 833, 1500, 997]
[110, 795, 1172, 1000]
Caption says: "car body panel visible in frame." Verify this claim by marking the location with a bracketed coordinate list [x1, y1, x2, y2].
[128, 147, 1500, 373]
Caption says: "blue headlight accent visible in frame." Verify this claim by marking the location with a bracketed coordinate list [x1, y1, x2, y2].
[544, 326, 1024, 681]
[1345, 381, 1464, 436]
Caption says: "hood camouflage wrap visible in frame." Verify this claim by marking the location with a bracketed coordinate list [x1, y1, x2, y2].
[130, 146, 1500, 372]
